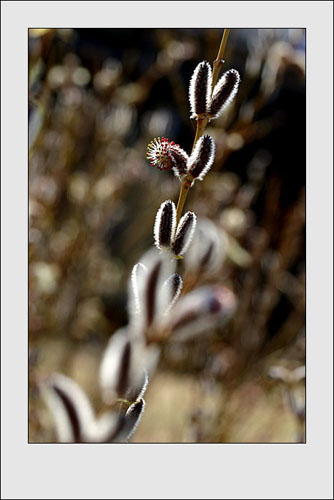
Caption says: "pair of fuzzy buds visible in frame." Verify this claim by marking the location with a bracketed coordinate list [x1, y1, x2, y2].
[95, 248, 237, 440]
[154, 199, 196, 257]
[189, 61, 240, 120]
[128, 248, 237, 343]
[42, 320, 158, 443]
[147, 134, 215, 182]
[129, 249, 183, 338]
[41, 372, 146, 443]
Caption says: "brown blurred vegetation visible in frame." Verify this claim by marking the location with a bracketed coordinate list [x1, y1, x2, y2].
[29, 28, 305, 443]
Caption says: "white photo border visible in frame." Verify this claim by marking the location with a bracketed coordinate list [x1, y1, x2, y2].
[1, 1, 333, 499]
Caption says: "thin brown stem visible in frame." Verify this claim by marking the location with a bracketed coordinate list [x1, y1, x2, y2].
[191, 116, 208, 152]
[212, 28, 230, 90]
[176, 177, 192, 224]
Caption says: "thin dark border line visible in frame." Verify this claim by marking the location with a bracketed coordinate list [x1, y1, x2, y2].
[28, 26, 307, 28]
[28, 27, 306, 445]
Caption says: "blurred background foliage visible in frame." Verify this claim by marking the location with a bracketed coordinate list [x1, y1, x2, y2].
[29, 28, 305, 443]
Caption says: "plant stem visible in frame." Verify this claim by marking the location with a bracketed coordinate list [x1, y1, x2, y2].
[176, 176, 192, 223]
[192, 116, 208, 152]
[175, 28, 231, 224]
[212, 28, 230, 90]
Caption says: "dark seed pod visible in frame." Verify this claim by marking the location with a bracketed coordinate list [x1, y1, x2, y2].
[208, 69, 240, 119]
[49, 381, 82, 442]
[115, 339, 131, 397]
[162, 273, 183, 311]
[171, 211, 197, 257]
[170, 147, 189, 179]
[166, 273, 183, 302]
[189, 61, 212, 118]
[187, 135, 215, 181]
[123, 398, 146, 442]
[154, 200, 176, 250]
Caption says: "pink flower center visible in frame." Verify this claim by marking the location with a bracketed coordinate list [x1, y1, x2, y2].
[146, 137, 180, 171]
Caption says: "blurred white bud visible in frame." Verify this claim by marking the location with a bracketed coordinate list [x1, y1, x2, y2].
[99, 328, 148, 404]
[165, 285, 237, 342]
[41, 373, 95, 443]
[128, 248, 176, 334]
[185, 217, 227, 275]
[171, 211, 197, 257]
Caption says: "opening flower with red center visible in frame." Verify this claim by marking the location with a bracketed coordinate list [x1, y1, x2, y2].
[146, 137, 188, 176]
